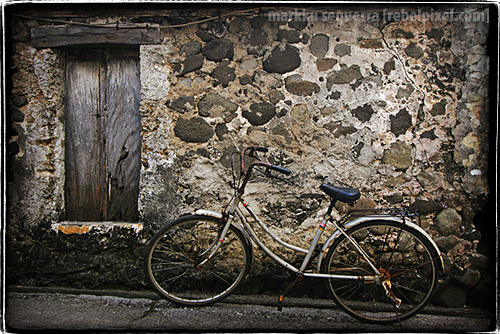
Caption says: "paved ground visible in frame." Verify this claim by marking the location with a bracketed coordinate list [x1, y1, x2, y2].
[4, 289, 497, 332]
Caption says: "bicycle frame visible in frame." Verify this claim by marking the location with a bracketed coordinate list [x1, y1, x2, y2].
[199, 191, 382, 282]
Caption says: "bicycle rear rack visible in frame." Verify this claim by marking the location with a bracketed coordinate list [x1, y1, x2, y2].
[341, 207, 422, 227]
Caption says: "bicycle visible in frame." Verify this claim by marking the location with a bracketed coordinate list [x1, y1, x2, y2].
[144, 146, 443, 324]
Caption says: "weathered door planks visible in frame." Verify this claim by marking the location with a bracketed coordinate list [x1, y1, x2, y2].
[65, 48, 141, 221]
[65, 49, 106, 221]
[105, 48, 141, 221]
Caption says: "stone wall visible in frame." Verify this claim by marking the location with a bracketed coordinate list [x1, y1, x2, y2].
[6, 5, 494, 308]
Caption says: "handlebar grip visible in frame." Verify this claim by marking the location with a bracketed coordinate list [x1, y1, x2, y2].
[256, 147, 268, 152]
[269, 165, 291, 175]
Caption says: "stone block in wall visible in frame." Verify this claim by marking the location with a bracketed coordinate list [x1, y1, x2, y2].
[416, 170, 444, 190]
[352, 104, 374, 122]
[285, 77, 320, 96]
[324, 122, 356, 138]
[248, 29, 268, 47]
[384, 193, 403, 204]
[382, 141, 412, 171]
[435, 208, 463, 236]
[173, 117, 214, 143]
[458, 268, 481, 288]
[10, 107, 25, 123]
[288, 20, 308, 31]
[243, 102, 276, 126]
[316, 58, 338, 72]
[11, 95, 28, 108]
[169, 96, 196, 113]
[404, 42, 424, 59]
[435, 235, 461, 253]
[383, 58, 396, 75]
[198, 93, 237, 117]
[429, 99, 447, 116]
[289, 104, 309, 126]
[180, 41, 202, 57]
[176, 53, 204, 76]
[310, 34, 329, 58]
[409, 198, 443, 215]
[358, 39, 384, 49]
[326, 64, 362, 87]
[334, 44, 351, 57]
[263, 44, 300, 74]
[390, 108, 412, 136]
[202, 39, 234, 62]
[240, 58, 258, 71]
[469, 253, 489, 269]
[210, 60, 236, 87]
[196, 29, 213, 42]
[228, 17, 249, 34]
[239, 74, 253, 85]
[277, 29, 301, 44]
[396, 85, 415, 100]
[268, 89, 285, 104]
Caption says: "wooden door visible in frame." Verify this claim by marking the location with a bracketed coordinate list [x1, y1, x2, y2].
[65, 48, 141, 221]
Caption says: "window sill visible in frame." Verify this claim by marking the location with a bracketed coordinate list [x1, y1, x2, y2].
[52, 221, 143, 235]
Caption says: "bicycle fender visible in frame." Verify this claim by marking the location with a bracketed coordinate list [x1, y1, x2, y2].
[194, 209, 223, 219]
[317, 215, 444, 272]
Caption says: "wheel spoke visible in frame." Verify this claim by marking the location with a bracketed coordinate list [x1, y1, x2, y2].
[154, 245, 193, 261]
[164, 231, 192, 259]
[375, 226, 391, 265]
[384, 227, 402, 271]
[389, 258, 437, 278]
[151, 262, 192, 272]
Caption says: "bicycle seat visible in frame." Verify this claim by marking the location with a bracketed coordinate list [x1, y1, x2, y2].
[319, 184, 361, 203]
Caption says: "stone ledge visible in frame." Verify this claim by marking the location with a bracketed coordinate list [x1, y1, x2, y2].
[52, 221, 143, 234]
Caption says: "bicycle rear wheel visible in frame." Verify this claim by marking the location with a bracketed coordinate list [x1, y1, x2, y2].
[145, 215, 251, 306]
[323, 220, 440, 324]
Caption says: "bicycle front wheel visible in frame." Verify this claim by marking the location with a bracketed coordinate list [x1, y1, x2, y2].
[144, 215, 251, 306]
[323, 220, 440, 324]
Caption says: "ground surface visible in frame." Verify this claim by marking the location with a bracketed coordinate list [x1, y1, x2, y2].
[4, 289, 497, 332]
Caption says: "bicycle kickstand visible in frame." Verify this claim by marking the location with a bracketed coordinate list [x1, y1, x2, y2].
[393, 301, 403, 330]
[277, 273, 304, 312]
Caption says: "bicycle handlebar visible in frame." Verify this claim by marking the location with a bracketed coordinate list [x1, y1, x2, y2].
[268, 164, 292, 175]
[240, 146, 291, 176]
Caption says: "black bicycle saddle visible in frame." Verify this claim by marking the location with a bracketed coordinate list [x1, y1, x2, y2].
[319, 184, 361, 204]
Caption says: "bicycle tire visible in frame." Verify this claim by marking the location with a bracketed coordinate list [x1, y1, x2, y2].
[144, 214, 251, 306]
[323, 220, 440, 324]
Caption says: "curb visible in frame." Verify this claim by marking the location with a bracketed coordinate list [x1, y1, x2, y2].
[7, 285, 493, 319]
